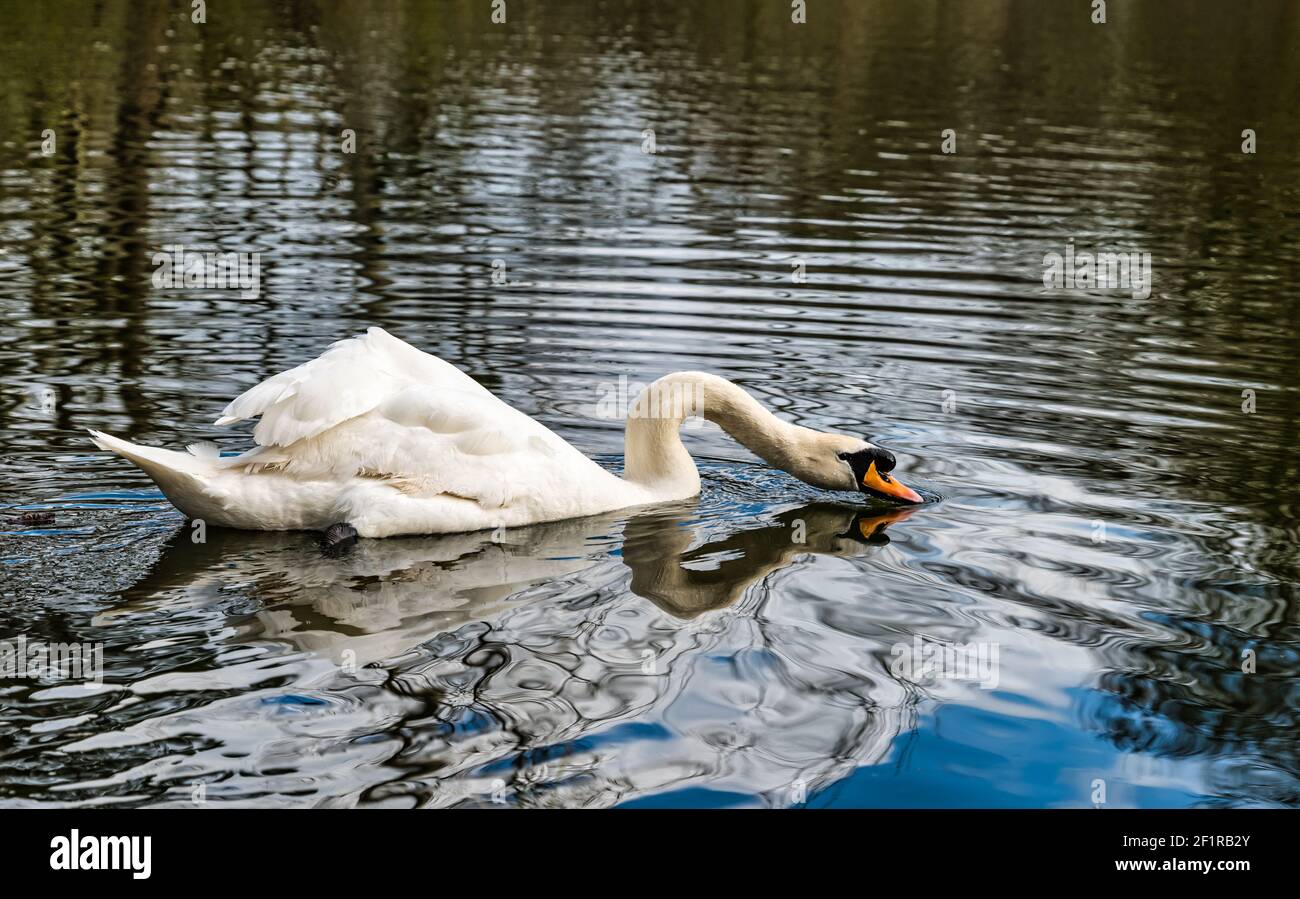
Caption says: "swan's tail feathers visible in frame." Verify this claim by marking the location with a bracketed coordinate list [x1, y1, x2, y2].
[88, 430, 215, 515]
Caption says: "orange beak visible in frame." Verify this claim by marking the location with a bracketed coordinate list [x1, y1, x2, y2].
[861, 461, 923, 504]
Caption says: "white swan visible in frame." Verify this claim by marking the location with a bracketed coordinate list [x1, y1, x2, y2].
[90, 327, 922, 540]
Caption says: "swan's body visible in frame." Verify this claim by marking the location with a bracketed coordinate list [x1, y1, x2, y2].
[91, 328, 920, 538]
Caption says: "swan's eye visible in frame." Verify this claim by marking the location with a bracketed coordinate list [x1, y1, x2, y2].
[839, 447, 896, 472]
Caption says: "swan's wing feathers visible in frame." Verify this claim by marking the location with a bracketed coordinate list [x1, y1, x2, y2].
[211, 328, 591, 514]
[368, 386, 561, 508]
[271, 385, 568, 510]
[214, 327, 488, 447]
[214, 332, 393, 444]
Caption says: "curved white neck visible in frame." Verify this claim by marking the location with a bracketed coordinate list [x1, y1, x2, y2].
[622, 372, 832, 496]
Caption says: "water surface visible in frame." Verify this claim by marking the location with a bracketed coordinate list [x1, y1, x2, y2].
[1, 0, 1298, 808]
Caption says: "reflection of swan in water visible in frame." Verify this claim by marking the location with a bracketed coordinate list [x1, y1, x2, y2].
[101, 500, 918, 807]
[110, 501, 914, 665]
[108, 512, 620, 668]
[623, 503, 911, 619]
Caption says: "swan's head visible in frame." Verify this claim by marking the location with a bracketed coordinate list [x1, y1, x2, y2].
[804, 435, 923, 504]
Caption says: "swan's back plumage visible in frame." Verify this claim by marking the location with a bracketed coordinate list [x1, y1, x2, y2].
[156, 327, 633, 535]
[215, 327, 490, 446]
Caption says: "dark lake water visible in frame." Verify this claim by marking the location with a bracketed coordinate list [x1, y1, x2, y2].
[1, 0, 1298, 808]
